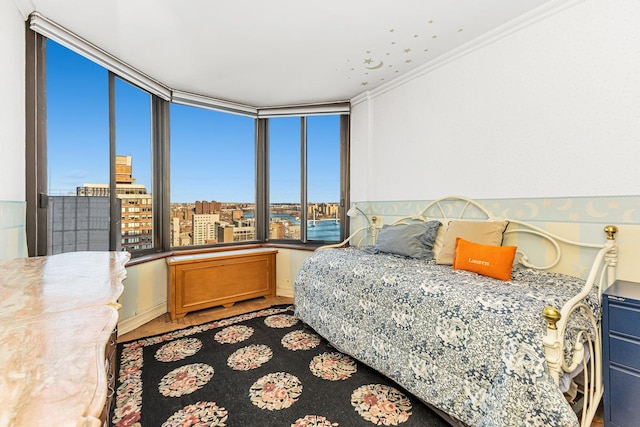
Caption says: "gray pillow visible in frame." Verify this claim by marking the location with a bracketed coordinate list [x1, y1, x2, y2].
[373, 220, 441, 259]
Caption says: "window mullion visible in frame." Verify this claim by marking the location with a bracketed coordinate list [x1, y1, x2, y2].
[300, 116, 308, 242]
[152, 96, 170, 252]
[25, 28, 48, 256]
[108, 71, 119, 251]
[256, 118, 268, 242]
[340, 114, 351, 240]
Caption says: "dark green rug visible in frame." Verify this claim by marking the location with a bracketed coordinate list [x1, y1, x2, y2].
[111, 305, 449, 426]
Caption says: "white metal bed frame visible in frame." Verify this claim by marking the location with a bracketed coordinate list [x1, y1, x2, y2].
[322, 195, 618, 427]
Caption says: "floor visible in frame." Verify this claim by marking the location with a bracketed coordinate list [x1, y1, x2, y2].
[117, 295, 294, 343]
[117, 295, 604, 426]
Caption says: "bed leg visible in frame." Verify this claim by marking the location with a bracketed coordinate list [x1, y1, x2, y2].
[542, 306, 563, 385]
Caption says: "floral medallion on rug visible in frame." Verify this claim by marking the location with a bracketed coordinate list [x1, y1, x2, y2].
[111, 305, 449, 427]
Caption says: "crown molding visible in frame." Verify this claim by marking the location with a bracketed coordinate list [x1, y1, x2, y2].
[350, 91, 371, 107]
[351, 0, 586, 106]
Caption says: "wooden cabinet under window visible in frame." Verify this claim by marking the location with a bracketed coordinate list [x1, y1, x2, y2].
[166, 248, 278, 320]
[0, 251, 129, 426]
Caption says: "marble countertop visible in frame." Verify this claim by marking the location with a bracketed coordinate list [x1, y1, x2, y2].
[0, 251, 129, 427]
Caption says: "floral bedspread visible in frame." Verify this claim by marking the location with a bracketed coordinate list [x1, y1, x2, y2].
[294, 247, 599, 426]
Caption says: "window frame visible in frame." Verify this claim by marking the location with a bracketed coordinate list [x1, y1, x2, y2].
[167, 102, 260, 250]
[263, 115, 349, 245]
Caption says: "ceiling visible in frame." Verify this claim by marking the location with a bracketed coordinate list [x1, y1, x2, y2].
[23, 0, 552, 108]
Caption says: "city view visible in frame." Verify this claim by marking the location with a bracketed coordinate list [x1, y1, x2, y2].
[170, 200, 341, 247]
[47, 155, 340, 253]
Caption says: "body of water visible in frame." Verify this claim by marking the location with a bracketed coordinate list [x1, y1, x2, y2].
[307, 219, 341, 241]
[244, 212, 341, 241]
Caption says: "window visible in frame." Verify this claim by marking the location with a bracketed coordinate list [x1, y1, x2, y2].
[170, 104, 256, 247]
[43, 40, 155, 256]
[114, 77, 153, 253]
[26, 24, 349, 257]
[268, 117, 301, 240]
[45, 39, 110, 255]
[268, 115, 344, 243]
[307, 115, 342, 242]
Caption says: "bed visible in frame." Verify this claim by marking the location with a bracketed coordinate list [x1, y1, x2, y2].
[294, 196, 618, 426]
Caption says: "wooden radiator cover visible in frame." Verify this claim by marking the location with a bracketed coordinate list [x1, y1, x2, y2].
[166, 248, 277, 320]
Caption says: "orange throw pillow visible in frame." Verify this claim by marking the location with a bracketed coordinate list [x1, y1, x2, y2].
[452, 237, 517, 281]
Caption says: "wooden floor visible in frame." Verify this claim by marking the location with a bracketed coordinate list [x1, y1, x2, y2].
[116, 295, 604, 426]
[117, 296, 294, 343]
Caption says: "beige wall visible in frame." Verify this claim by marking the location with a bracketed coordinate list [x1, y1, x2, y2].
[275, 249, 312, 298]
[119, 258, 168, 334]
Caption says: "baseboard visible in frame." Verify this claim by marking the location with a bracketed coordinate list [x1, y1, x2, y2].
[118, 302, 167, 336]
[276, 288, 293, 298]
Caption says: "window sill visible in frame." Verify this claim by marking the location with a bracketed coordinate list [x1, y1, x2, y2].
[125, 242, 321, 267]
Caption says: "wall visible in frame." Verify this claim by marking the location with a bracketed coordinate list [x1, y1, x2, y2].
[0, 201, 28, 259]
[1, 2, 26, 203]
[351, 0, 640, 201]
[349, 0, 640, 283]
[1, 3, 28, 259]
[118, 258, 168, 334]
[275, 248, 312, 298]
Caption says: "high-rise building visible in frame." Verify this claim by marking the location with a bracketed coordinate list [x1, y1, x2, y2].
[233, 218, 255, 241]
[195, 200, 221, 215]
[217, 225, 233, 243]
[269, 222, 285, 239]
[76, 155, 153, 252]
[192, 213, 220, 245]
[170, 217, 181, 247]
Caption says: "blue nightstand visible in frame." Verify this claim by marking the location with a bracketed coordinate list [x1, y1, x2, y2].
[603, 280, 640, 427]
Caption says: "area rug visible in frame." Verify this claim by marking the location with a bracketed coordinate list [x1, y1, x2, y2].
[111, 305, 449, 426]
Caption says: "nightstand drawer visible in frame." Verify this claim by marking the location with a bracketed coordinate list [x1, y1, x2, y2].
[608, 304, 640, 338]
[609, 335, 640, 372]
[609, 366, 640, 427]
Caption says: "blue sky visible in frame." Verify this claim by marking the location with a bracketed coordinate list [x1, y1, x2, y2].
[46, 40, 340, 204]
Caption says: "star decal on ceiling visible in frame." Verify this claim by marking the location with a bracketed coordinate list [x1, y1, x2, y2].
[342, 15, 467, 90]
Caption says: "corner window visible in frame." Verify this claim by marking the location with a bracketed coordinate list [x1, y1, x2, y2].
[27, 27, 349, 256]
